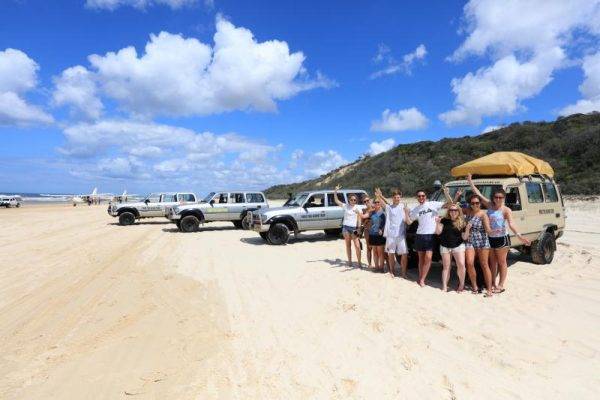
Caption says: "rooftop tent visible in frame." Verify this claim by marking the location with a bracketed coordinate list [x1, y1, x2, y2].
[450, 152, 555, 178]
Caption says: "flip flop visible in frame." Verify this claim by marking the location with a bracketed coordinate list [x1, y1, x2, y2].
[495, 288, 506, 294]
[484, 292, 493, 298]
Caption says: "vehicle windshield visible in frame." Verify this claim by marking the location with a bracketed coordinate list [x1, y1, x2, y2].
[286, 193, 309, 207]
[432, 185, 502, 207]
[202, 192, 215, 203]
[143, 193, 161, 203]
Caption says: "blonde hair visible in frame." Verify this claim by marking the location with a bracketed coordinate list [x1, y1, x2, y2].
[446, 203, 466, 231]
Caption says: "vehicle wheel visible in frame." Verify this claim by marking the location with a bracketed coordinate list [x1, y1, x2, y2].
[259, 232, 270, 242]
[241, 214, 252, 230]
[180, 215, 200, 232]
[267, 223, 290, 245]
[531, 232, 556, 265]
[175, 220, 181, 229]
[118, 212, 135, 226]
[16, 203, 20, 208]
[232, 220, 243, 229]
[324, 228, 342, 237]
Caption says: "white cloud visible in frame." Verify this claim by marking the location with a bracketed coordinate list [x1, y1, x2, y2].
[52, 66, 103, 120]
[0, 48, 53, 126]
[370, 107, 429, 132]
[560, 51, 600, 115]
[368, 139, 395, 155]
[440, 50, 564, 125]
[85, 0, 197, 10]
[442, 0, 600, 126]
[481, 125, 503, 134]
[61, 17, 333, 118]
[370, 44, 427, 79]
[305, 150, 347, 177]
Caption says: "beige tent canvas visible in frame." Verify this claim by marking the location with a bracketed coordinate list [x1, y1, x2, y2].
[451, 152, 555, 178]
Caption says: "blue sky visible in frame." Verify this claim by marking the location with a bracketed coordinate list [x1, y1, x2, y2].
[1, 0, 599, 195]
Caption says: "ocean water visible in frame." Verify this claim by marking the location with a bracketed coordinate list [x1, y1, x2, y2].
[0, 193, 71, 203]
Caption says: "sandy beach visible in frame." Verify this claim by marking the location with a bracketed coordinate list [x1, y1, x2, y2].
[0, 199, 599, 399]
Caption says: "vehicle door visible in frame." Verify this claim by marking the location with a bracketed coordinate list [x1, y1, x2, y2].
[505, 185, 525, 244]
[226, 192, 246, 220]
[139, 193, 163, 217]
[522, 181, 547, 239]
[205, 192, 230, 221]
[541, 181, 565, 230]
[299, 193, 327, 230]
[325, 192, 346, 228]
[246, 192, 267, 210]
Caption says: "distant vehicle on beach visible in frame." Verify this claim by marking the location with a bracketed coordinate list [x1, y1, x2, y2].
[0, 195, 22, 208]
[108, 192, 198, 225]
[167, 191, 269, 232]
[250, 189, 368, 245]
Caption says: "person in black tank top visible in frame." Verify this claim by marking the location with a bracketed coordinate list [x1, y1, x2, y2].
[435, 204, 467, 292]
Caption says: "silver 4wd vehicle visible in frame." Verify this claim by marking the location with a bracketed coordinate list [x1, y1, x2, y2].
[0, 195, 22, 208]
[167, 191, 269, 232]
[434, 175, 565, 264]
[250, 189, 368, 245]
[108, 192, 197, 225]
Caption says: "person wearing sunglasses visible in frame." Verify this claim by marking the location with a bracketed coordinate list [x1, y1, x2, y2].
[375, 188, 410, 278]
[405, 189, 447, 286]
[359, 196, 374, 269]
[367, 197, 386, 272]
[333, 185, 363, 269]
[435, 204, 467, 292]
[463, 193, 493, 296]
[467, 174, 531, 293]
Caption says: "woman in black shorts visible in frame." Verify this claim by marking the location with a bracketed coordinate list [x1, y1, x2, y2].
[368, 199, 386, 272]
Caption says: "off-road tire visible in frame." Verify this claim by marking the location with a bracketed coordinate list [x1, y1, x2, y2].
[233, 220, 243, 229]
[324, 228, 342, 237]
[16, 203, 20, 208]
[531, 232, 556, 265]
[241, 214, 252, 230]
[259, 232, 270, 243]
[175, 220, 181, 229]
[180, 215, 200, 233]
[118, 212, 135, 226]
[267, 223, 290, 245]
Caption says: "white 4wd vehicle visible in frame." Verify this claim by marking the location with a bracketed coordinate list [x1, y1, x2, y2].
[167, 191, 269, 232]
[108, 192, 197, 225]
[435, 175, 565, 264]
[250, 189, 368, 245]
[0, 195, 22, 208]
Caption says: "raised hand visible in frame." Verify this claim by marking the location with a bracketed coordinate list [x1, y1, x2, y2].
[334, 184, 341, 191]
[467, 173, 473, 183]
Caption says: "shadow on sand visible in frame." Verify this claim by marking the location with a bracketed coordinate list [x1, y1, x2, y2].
[240, 232, 342, 246]
[108, 221, 171, 226]
[161, 226, 238, 233]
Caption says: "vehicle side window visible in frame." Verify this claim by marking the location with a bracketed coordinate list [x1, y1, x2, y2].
[326, 193, 345, 206]
[543, 183, 558, 203]
[246, 193, 265, 203]
[506, 187, 522, 211]
[526, 182, 544, 203]
[304, 193, 325, 208]
[178, 194, 195, 202]
[162, 194, 176, 202]
[229, 193, 245, 203]
[213, 193, 228, 204]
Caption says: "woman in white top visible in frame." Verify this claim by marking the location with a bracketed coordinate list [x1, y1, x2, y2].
[334, 185, 363, 269]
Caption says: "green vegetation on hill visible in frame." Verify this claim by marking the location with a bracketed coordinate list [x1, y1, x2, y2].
[266, 113, 600, 198]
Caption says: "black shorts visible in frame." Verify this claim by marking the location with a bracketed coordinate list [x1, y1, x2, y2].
[489, 235, 510, 249]
[369, 234, 386, 246]
[415, 234, 435, 252]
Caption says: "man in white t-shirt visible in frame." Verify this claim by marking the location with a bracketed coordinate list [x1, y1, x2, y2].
[375, 188, 410, 278]
[407, 189, 446, 287]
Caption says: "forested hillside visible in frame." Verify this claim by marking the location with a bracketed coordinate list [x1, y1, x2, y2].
[266, 113, 600, 197]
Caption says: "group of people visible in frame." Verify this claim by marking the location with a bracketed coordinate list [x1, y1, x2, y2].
[333, 174, 530, 296]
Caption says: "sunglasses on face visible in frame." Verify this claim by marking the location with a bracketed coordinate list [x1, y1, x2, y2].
[417, 194, 426, 198]
[470, 202, 480, 206]
[494, 196, 505, 199]
[449, 209, 459, 212]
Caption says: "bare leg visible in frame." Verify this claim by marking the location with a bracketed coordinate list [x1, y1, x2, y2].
[366, 236, 372, 268]
[477, 248, 493, 296]
[465, 248, 478, 292]
[417, 251, 424, 283]
[489, 250, 498, 290]
[453, 251, 466, 292]
[343, 234, 353, 266]
[441, 252, 452, 292]
[400, 254, 408, 279]
[378, 247, 386, 270]
[352, 236, 362, 268]
[388, 253, 395, 277]
[418, 251, 433, 287]
[495, 247, 510, 291]
[387, 253, 396, 274]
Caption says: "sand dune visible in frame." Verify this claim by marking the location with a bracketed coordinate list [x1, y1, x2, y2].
[0, 200, 599, 399]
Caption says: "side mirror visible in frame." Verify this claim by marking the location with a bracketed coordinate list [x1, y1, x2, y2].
[209, 199, 215, 206]
[144, 199, 150, 205]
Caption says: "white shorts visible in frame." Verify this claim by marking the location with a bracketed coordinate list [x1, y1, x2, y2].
[385, 236, 407, 255]
[440, 243, 465, 254]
